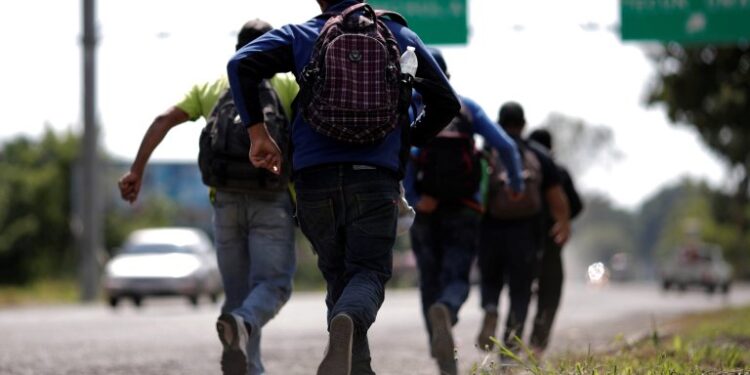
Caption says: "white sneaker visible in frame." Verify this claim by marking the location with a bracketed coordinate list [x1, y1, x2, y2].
[216, 313, 249, 375]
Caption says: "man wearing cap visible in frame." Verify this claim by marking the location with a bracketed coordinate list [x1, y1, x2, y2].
[117, 19, 298, 375]
[227, 1, 461, 373]
[403, 48, 524, 374]
[476, 101, 571, 356]
[527, 128, 584, 356]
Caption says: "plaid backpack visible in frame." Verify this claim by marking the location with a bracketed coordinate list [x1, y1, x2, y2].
[299, 3, 407, 145]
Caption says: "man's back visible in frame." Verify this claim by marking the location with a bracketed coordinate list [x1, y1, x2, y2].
[227, 0, 459, 173]
[227, 2, 460, 374]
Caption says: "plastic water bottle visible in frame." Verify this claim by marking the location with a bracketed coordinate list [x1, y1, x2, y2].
[400, 46, 418, 77]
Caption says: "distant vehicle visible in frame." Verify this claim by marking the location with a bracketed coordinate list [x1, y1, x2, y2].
[608, 252, 634, 282]
[103, 227, 222, 308]
[660, 243, 732, 294]
[586, 261, 610, 286]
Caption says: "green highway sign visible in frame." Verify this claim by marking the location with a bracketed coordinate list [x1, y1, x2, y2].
[621, 0, 750, 44]
[368, 0, 468, 45]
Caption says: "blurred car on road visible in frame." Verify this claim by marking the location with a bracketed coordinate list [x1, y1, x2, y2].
[103, 227, 222, 307]
[608, 252, 635, 282]
[586, 261, 610, 287]
[660, 243, 732, 294]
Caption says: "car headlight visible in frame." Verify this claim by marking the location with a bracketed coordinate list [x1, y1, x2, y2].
[104, 254, 202, 278]
[163, 256, 201, 278]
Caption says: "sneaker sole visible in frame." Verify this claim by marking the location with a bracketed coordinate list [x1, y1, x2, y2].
[429, 304, 457, 375]
[317, 314, 353, 375]
[217, 314, 248, 375]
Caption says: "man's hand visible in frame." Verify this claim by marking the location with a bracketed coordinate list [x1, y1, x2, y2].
[415, 195, 439, 214]
[118, 171, 142, 204]
[248, 123, 282, 175]
[550, 220, 570, 246]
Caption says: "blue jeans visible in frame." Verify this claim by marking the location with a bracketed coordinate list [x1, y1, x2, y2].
[294, 165, 400, 375]
[213, 190, 296, 375]
[409, 206, 479, 340]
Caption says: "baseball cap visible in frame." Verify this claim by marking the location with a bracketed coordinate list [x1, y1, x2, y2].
[499, 101, 526, 126]
[236, 19, 273, 50]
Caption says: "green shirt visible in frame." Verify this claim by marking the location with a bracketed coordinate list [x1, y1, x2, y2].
[175, 73, 298, 201]
[175, 73, 298, 122]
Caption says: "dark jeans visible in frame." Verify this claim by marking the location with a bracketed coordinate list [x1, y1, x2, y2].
[294, 165, 400, 375]
[478, 217, 537, 349]
[409, 206, 479, 340]
[530, 233, 564, 349]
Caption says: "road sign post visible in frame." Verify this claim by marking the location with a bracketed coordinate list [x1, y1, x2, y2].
[368, 0, 468, 45]
[621, 0, 750, 43]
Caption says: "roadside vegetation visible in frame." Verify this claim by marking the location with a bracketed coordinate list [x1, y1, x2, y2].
[472, 305, 750, 374]
[0, 278, 78, 306]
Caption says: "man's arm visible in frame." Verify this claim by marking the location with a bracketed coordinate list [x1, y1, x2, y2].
[227, 29, 295, 173]
[118, 107, 189, 203]
[560, 167, 584, 219]
[545, 185, 571, 245]
[464, 98, 524, 194]
[409, 43, 460, 146]
[531, 144, 570, 244]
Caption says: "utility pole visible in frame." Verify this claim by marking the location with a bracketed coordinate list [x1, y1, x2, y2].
[80, 0, 100, 302]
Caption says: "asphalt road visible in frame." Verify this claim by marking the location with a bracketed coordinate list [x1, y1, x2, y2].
[2, 282, 749, 375]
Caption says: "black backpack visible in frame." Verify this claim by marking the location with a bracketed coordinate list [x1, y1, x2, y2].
[298, 3, 408, 144]
[414, 102, 481, 201]
[198, 80, 289, 192]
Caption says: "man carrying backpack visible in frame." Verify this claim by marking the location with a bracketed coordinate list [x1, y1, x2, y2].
[403, 48, 524, 375]
[227, 1, 460, 374]
[527, 128, 584, 357]
[475, 102, 571, 356]
[117, 20, 298, 375]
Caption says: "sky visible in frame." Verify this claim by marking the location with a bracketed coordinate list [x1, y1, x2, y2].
[0, 0, 727, 210]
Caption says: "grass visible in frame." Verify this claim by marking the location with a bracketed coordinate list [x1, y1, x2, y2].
[472, 305, 750, 374]
[0, 278, 79, 306]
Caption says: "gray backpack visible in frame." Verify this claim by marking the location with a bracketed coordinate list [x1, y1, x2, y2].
[486, 145, 543, 219]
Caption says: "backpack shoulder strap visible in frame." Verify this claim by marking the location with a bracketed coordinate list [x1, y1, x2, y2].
[375, 10, 409, 27]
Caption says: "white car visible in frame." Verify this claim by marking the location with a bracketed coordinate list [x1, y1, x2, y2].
[103, 227, 222, 307]
[660, 243, 732, 294]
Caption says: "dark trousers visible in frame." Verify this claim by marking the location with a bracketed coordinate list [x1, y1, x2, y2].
[409, 206, 480, 340]
[294, 165, 400, 375]
[478, 217, 537, 348]
[530, 234, 564, 349]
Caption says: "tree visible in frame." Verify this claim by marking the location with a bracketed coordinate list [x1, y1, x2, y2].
[0, 129, 80, 283]
[0, 129, 176, 286]
[647, 44, 750, 231]
[534, 113, 622, 177]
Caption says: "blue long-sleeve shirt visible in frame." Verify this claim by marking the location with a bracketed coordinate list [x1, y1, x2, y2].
[227, 0, 460, 173]
[404, 95, 524, 207]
